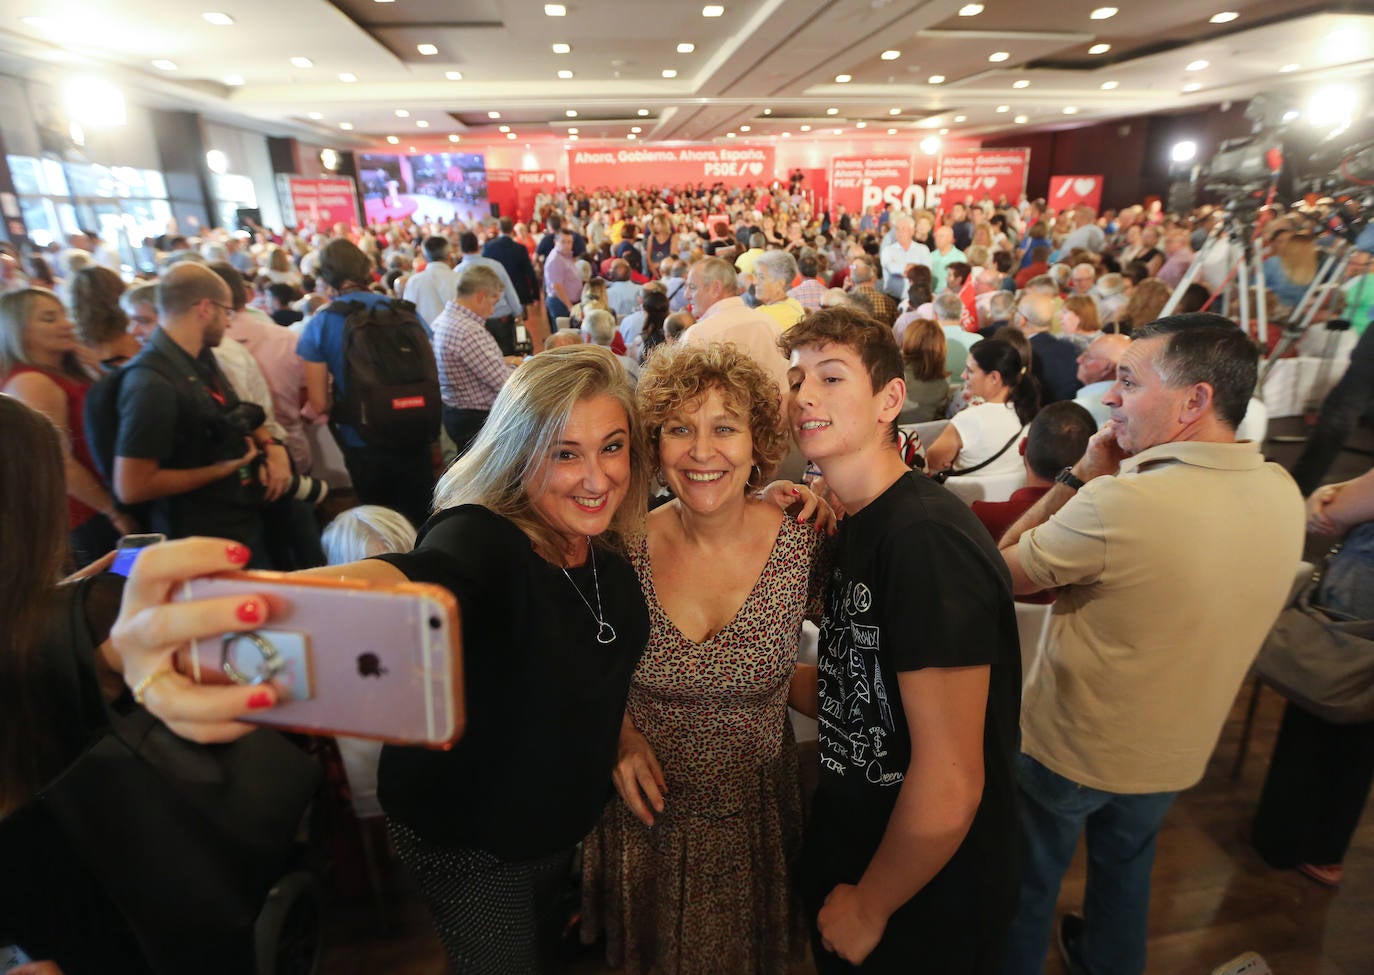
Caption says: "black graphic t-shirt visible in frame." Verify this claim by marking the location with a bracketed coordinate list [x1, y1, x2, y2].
[802, 472, 1021, 966]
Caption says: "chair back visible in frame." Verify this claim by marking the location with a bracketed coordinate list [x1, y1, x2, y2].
[944, 468, 1027, 505]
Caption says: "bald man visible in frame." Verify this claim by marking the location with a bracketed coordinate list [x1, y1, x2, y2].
[1071, 332, 1131, 427]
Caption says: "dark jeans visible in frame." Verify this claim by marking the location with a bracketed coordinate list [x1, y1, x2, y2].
[260, 496, 326, 571]
[1291, 323, 1374, 494]
[1002, 755, 1177, 975]
[1252, 702, 1374, 867]
[442, 407, 489, 459]
[545, 296, 570, 330]
[485, 315, 517, 356]
[340, 442, 436, 533]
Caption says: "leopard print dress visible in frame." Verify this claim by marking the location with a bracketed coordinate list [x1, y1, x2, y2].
[581, 515, 822, 974]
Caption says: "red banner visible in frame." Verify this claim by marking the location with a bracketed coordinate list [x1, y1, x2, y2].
[938, 149, 1029, 206]
[567, 145, 776, 188]
[1048, 174, 1105, 213]
[486, 169, 516, 222]
[283, 176, 360, 231]
[516, 170, 558, 222]
[830, 155, 914, 218]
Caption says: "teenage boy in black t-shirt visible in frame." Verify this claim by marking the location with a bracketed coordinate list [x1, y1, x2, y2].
[781, 308, 1021, 973]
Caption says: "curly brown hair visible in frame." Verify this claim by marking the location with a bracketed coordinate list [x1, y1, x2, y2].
[70, 265, 128, 345]
[637, 342, 789, 489]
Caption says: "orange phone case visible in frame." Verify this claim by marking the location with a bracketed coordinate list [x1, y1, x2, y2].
[175, 571, 464, 748]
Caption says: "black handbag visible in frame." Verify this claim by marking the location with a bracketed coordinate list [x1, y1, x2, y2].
[1253, 550, 1374, 725]
[15, 578, 322, 974]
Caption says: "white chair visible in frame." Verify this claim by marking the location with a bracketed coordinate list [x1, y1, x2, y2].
[1236, 396, 1268, 446]
[1014, 601, 1054, 689]
[911, 418, 949, 448]
[943, 468, 1027, 505]
[789, 621, 819, 743]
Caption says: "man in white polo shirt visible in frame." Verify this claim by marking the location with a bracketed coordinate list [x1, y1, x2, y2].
[995, 313, 1303, 975]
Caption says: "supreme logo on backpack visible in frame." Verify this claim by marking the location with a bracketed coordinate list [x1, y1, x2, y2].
[329, 298, 441, 448]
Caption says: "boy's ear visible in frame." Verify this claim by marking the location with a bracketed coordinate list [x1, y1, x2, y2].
[877, 375, 906, 424]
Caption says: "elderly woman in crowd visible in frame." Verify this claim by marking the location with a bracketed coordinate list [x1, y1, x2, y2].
[754, 250, 806, 331]
[582, 342, 826, 975]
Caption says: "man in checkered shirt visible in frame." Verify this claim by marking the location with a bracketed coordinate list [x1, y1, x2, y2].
[432, 264, 522, 457]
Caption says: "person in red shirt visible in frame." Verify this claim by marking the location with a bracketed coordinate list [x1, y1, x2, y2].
[1014, 245, 1052, 290]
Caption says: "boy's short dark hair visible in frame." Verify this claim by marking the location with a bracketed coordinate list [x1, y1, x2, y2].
[779, 306, 904, 443]
[318, 239, 373, 290]
[1025, 401, 1097, 481]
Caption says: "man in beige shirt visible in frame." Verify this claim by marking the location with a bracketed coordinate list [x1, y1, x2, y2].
[682, 256, 787, 396]
[995, 314, 1303, 975]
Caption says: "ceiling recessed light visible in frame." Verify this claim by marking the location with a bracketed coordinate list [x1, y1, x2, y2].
[395, 109, 410, 118]
[631, 126, 642, 133]
[449, 134, 460, 142]
[569, 134, 578, 141]
[387, 136, 399, 144]
[557, 69, 573, 78]
[1013, 79, 1030, 88]
[958, 3, 984, 15]
[416, 120, 429, 127]
[340, 122, 354, 130]
[954, 114, 966, 122]
[627, 133, 636, 139]
[726, 131, 736, 138]
[996, 104, 1010, 112]
[1280, 63, 1299, 72]
[339, 72, 357, 82]
[1209, 11, 1238, 23]
[781, 131, 790, 137]
[552, 42, 571, 54]
[1186, 59, 1209, 71]
[662, 68, 677, 78]
[763, 108, 771, 115]
[1014, 114, 1028, 123]
[152, 59, 178, 71]
[1090, 6, 1117, 19]
[677, 43, 695, 53]
[928, 74, 945, 84]
[1101, 80, 1118, 90]
[881, 50, 901, 60]
[1063, 106, 1078, 114]
[1182, 82, 1202, 92]
[202, 12, 234, 25]
[499, 125, 510, 132]
[702, 4, 724, 16]
[544, 3, 566, 14]
[939, 127, 949, 134]
[223, 74, 245, 86]
[739, 124, 750, 131]
[566, 109, 578, 117]
[800, 124, 811, 131]
[1088, 43, 1111, 55]
[887, 127, 897, 134]
[835, 73, 852, 83]
[290, 57, 313, 69]
[638, 108, 650, 116]
[417, 43, 438, 56]
[826, 107, 839, 115]
[988, 51, 1010, 62]
[855, 120, 867, 128]
[445, 71, 463, 81]
[833, 128, 842, 134]
[307, 111, 324, 120]
[568, 127, 579, 133]
[488, 111, 501, 119]
[507, 132, 517, 139]
[889, 107, 902, 115]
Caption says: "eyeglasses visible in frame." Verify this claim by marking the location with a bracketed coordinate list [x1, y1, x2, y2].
[207, 300, 235, 315]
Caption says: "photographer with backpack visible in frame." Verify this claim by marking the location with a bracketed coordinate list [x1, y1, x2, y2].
[299, 239, 441, 531]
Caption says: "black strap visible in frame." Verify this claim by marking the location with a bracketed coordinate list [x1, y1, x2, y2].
[939, 423, 1026, 480]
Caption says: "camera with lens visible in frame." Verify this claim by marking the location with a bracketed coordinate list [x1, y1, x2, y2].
[216, 401, 330, 505]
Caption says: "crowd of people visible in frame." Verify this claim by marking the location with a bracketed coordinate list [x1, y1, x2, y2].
[0, 170, 1371, 975]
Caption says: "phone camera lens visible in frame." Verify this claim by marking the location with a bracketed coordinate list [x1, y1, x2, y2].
[429, 616, 442, 630]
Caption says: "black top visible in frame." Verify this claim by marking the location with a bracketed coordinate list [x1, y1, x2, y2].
[803, 473, 1020, 957]
[114, 327, 260, 542]
[1029, 330, 1083, 405]
[376, 505, 649, 859]
[482, 234, 538, 305]
[269, 308, 303, 327]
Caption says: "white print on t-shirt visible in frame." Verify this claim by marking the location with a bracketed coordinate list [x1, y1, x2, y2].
[817, 577, 903, 788]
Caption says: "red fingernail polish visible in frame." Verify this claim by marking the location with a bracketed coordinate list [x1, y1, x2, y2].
[236, 600, 262, 623]
[226, 543, 250, 564]
[247, 691, 273, 709]
[791, 487, 801, 495]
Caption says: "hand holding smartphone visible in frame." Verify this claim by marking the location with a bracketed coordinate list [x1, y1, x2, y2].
[172, 572, 464, 748]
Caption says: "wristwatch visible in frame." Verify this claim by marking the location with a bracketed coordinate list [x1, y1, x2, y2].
[1055, 467, 1085, 491]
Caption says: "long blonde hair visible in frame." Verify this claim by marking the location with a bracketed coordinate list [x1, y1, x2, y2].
[0, 288, 85, 382]
[432, 346, 649, 559]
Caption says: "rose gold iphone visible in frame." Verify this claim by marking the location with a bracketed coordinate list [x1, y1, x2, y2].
[174, 571, 463, 748]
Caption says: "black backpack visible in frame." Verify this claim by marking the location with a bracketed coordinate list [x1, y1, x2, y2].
[328, 298, 441, 448]
[84, 354, 186, 486]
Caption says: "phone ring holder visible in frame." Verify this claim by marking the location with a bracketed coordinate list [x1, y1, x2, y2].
[221, 631, 284, 685]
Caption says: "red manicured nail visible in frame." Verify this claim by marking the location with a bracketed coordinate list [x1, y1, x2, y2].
[791, 487, 801, 495]
[236, 600, 262, 623]
[247, 691, 273, 709]
[226, 543, 250, 564]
